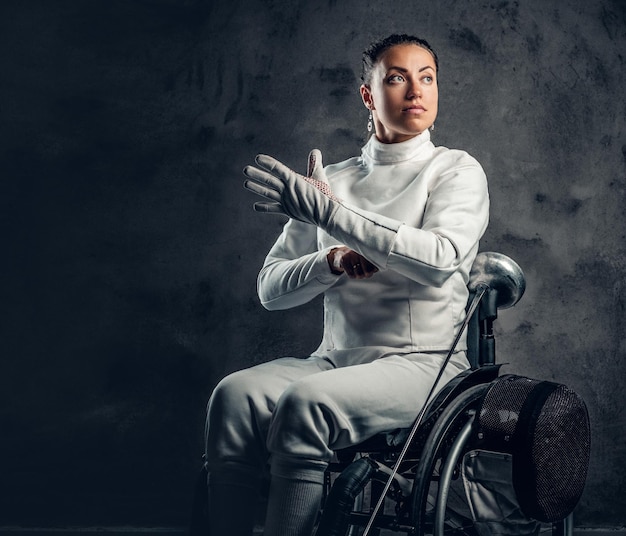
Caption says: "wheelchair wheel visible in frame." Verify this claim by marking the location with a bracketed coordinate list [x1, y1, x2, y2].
[319, 381, 574, 536]
[411, 383, 490, 536]
[410, 383, 574, 536]
[317, 384, 491, 536]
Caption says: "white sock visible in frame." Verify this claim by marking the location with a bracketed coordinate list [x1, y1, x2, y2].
[263, 456, 327, 536]
[263, 474, 324, 536]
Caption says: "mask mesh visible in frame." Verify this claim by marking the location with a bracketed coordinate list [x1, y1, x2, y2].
[476, 375, 591, 522]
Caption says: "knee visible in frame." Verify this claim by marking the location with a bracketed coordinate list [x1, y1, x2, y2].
[268, 379, 335, 461]
[205, 369, 261, 448]
[205, 368, 270, 467]
[273, 380, 328, 417]
[207, 368, 258, 417]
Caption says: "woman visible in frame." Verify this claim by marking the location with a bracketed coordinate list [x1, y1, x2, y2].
[205, 34, 489, 536]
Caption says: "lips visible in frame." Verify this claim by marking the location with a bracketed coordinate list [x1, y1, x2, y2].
[403, 105, 426, 114]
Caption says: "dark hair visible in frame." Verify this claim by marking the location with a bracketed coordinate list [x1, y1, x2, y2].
[361, 34, 439, 84]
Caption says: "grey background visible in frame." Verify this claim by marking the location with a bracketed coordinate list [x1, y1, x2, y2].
[1, 0, 624, 529]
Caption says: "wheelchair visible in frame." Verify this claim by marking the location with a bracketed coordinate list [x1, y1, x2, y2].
[189, 252, 590, 536]
[315, 252, 590, 536]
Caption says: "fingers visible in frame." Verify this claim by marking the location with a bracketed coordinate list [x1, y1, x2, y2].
[338, 250, 379, 280]
[253, 201, 286, 215]
[345, 261, 378, 279]
[243, 164, 284, 191]
[244, 151, 330, 218]
[255, 154, 297, 181]
[243, 179, 282, 202]
[307, 149, 323, 179]
[243, 161, 285, 210]
[244, 153, 302, 204]
[243, 170, 286, 214]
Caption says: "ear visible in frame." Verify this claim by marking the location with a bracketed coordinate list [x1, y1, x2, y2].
[360, 84, 374, 111]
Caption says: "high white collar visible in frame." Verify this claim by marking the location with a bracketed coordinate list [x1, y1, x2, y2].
[361, 129, 434, 164]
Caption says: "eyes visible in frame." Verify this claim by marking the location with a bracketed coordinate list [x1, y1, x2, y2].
[386, 73, 435, 85]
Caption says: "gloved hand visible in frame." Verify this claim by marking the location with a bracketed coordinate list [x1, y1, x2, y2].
[244, 148, 406, 276]
[243, 149, 341, 227]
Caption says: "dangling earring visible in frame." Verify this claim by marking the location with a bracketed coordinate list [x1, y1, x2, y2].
[430, 123, 435, 132]
[367, 111, 373, 133]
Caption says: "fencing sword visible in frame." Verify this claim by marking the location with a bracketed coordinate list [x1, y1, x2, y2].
[361, 252, 525, 536]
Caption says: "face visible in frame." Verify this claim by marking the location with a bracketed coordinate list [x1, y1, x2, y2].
[360, 44, 438, 144]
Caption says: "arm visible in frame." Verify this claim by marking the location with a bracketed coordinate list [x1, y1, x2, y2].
[328, 156, 489, 286]
[257, 218, 341, 311]
[245, 149, 488, 288]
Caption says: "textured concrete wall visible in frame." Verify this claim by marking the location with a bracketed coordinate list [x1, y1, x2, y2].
[1, 0, 624, 528]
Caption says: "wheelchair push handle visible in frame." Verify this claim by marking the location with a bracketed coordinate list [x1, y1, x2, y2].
[468, 252, 526, 310]
[467, 252, 526, 366]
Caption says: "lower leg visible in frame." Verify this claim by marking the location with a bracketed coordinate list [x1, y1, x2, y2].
[208, 461, 262, 536]
[204, 359, 333, 536]
[263, 455, 327, 536]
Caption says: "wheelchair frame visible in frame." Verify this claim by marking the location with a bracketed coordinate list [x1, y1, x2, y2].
[317, 257, 576, 536]
[190, 253, 579, 536]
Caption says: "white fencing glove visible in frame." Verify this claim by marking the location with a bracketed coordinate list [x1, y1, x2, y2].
[243, 149, 341, 227]
[243, 149, 401, 271]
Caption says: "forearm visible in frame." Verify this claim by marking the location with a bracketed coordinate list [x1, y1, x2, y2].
[324, 165, 489, 286]
[258, 249, 340, 310]
[325, 204, 486, 286]
[257, 219, 340, 310]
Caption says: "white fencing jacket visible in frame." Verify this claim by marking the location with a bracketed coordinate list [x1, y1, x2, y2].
[257, 130, 489, 367]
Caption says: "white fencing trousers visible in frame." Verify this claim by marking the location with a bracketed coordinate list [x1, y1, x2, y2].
[205, 352, 469, 479]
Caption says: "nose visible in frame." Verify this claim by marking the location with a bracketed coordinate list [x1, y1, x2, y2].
[406, 80, 421, 99]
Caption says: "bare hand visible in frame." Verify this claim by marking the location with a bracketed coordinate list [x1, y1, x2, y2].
[327, 247, 378, 279]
